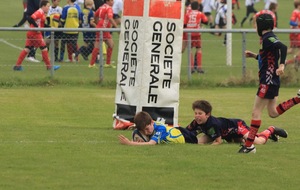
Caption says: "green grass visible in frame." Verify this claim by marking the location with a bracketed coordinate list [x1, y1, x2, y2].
[1, 87, 300, 190]
[0, 1, 300, 190]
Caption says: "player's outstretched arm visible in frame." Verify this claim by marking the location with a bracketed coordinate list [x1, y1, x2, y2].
[118, 135, 156, 146]
[244, 50, 257, 59]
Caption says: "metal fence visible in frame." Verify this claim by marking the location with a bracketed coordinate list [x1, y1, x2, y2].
[0, 27, 298, 81]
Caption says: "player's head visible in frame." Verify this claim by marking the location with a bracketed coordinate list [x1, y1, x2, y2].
[256, 13, 274, 36]
[268, 2, 277, 12]
[192, 100, 212, 114]
[40, 0, 50, 13]
[192, 100, 212, 124]
[85, 0, 94, 8]
[134, 111, 154, 136]
[294, 0, 300, 9]
[106, 0, 114, 6]
[40, 0, 50, 7]
[191, 1, 199, 10]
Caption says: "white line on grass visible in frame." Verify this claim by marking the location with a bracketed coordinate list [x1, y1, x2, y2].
[0, 140, 117, 144]
[0, 38, 41, 57]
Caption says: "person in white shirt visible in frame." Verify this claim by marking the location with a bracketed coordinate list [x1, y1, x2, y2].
[264, 0, 277, 10]
[240, 0, 259, 27]
[202, 0, 216, 27]
[112, 0, 123, 25]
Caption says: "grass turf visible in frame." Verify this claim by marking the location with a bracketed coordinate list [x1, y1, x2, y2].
[0, 1, 300, 189]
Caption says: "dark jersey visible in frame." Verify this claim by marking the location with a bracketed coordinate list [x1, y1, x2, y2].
[258, 31, 287, 86]
[186, 116, 249, 141]
[93, 0, 105, 10]
[26, 0, 41, 15]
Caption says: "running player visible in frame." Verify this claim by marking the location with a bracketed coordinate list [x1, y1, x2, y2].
[239, 14, 300, 153]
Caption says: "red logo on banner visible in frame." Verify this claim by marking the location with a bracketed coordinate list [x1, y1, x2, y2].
[149, 0, 182, 19]
[123, 0, 144, 16]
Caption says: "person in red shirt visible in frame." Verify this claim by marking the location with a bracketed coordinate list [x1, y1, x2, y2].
[89, 0, 118, 68]
[285, 0, 300, 71]
[13, 0, 60, 71]
[182, 1, 208, 74]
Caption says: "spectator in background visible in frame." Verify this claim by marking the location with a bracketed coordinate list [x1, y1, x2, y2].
[59, 0, 81, 62]
[202, 0, 216, 28]
[75, 0, 96, 61]
[182, 1, 208, 74]
[93, 0, 105, 10]
[240, 0, 259, 27]
[13, 0, 60, 71]
[13, 0, 28, 28]
[286, 0, 300, 71]
[14, 0, 41, 63]
[45, 0, 63, 62]
[214, 0, 227, 45]
[112, 0, 123, 26]
[232, 0, 240, 10]
[264, 0, 277, 10]
[89, 0, 118, 68]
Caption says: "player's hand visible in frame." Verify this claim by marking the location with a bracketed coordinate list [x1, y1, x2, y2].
[245, 50, 257, 59]
[276, 64, 285, 76]
[118, 134, 131, 145]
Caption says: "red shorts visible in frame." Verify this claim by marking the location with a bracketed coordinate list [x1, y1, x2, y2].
[25, 32, 46, 47]
[237, 121, 249, 136]
[289, 33, 300, 48]
[257, 84, 279, 99]
[183, 33, 201, 48]
[96, 31, 112, 42]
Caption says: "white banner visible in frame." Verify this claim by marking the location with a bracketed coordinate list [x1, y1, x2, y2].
[115, 0, 184, 126]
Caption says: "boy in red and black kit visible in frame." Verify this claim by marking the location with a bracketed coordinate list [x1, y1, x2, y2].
[182, 1, 208, 74]
[89, 0, 118, 68]
[239, 14, 300, 153]
[185, 100, 287, 146]
[13, 0, 60, 71]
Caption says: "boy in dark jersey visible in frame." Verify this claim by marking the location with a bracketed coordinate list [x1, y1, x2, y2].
[239, 14, 300, 153]
[185, 100, 287, 148]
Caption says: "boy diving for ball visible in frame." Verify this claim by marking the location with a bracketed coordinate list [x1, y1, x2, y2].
[120, 100, 288, 148]
[118, 111, 198, 145]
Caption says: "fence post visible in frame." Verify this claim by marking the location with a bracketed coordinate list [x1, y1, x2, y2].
[98, 31, 104, 82]
[242, 32, 246, 77]
[187, 32, 191, 81]
[50, 31, 55, 78]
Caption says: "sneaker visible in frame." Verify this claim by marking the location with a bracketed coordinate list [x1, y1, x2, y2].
[47, 65, 60, 71]
[64, 59, 72, 63]
[238, 145, 256, 154]
[88, 64, 97, 68]
[197, 68, 205, 74]
[269, 126, 288, 142]
[25, 57, 40, 63]
[104, 64, 116, 68]
[297, 89, 300, 98]
[13, 65, 23, 71]
[72, 53, 79, 63]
